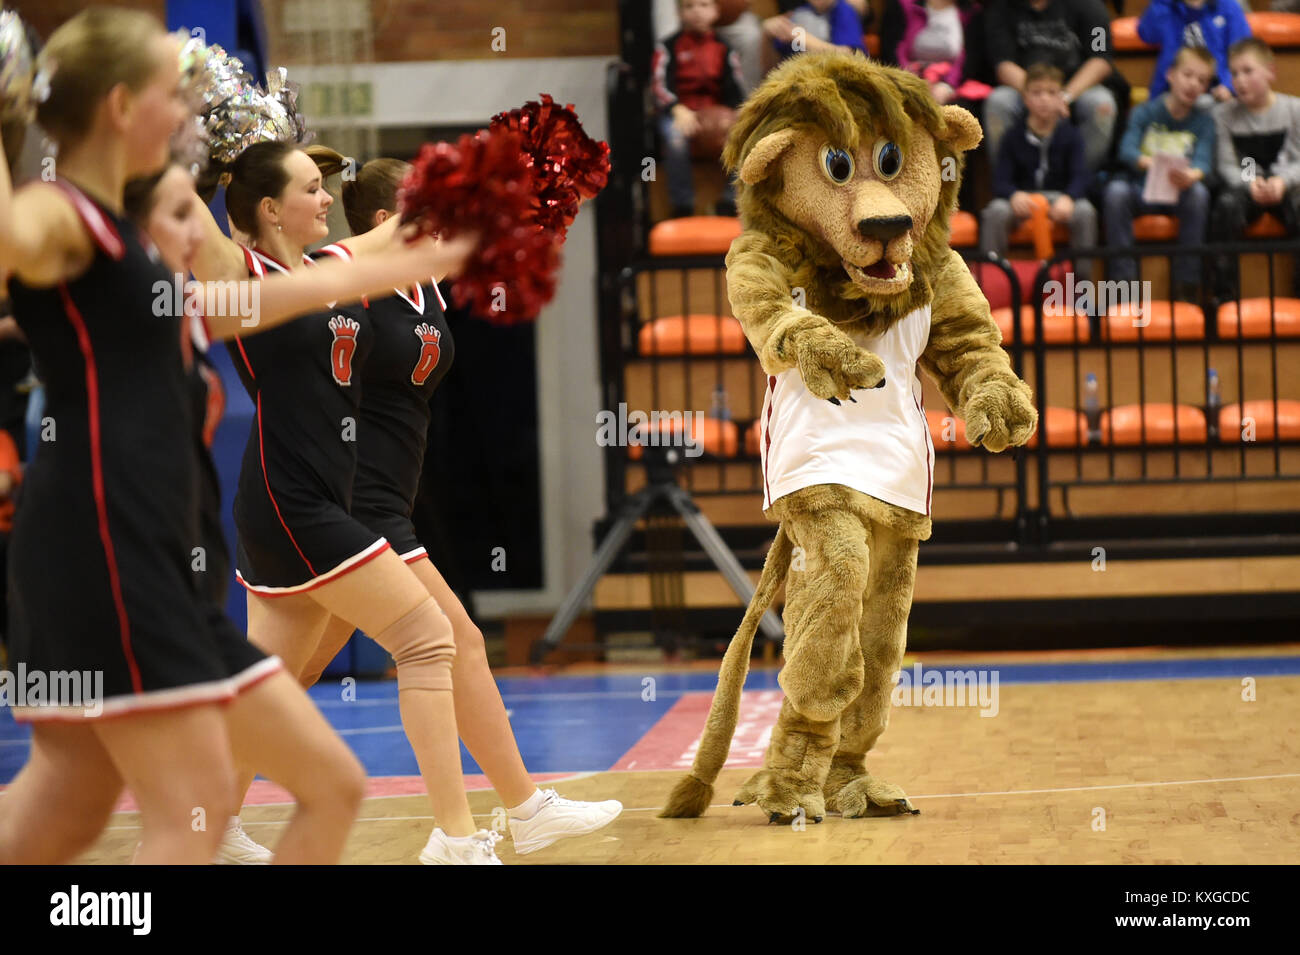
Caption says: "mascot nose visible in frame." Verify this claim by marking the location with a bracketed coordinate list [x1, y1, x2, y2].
[857, 216, 913, 241]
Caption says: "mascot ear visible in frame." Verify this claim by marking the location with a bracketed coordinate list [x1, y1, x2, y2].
[938, 105, 982, 153]
[738, 129, 798, 185]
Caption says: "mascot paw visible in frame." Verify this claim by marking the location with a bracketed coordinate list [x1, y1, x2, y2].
[825, 772, 920, 818]
[794, 325, 887, 401]
[963, 384, 1038, 453]
[733, 769, 827, 823]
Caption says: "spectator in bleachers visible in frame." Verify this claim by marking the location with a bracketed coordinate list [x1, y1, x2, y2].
[1211, 38, 1300, 299]
[890, 0, 982, 104]
[653, 0, 767, 94]
[1103, 46, 1217, 301]
[981, 64, 1099, 277]
[651, 0, 748, 218]
[763, 0, 869, 61]
[1138, 0, 1251, 106]
[984, 0, 1118, 173]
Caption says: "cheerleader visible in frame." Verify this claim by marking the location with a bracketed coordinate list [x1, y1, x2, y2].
[189, 141, 504, 863]
[296, 152, 623, 858]
[0, 9, 307, 864]
[120, 162, 474, 863]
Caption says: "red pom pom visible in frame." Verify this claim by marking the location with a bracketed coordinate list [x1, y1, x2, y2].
[399, 129, 559, 325]
[490, 94, 611, 235]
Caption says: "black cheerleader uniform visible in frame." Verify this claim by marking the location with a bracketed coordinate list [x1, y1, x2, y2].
[5, 180, 277, 720]
[350, 282, 454, 562]
[228, 244, 389, 595]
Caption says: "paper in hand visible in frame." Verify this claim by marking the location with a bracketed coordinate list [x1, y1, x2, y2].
[1142, 152, 1190, 205]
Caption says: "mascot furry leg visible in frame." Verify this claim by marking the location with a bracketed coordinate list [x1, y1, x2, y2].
[661, 492, 921, 821]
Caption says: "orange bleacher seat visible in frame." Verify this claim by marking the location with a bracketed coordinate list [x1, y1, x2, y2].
[1217, 399, 1300, 442]
[1216, 298, 1300, 338]
[1132, 215, 1179, 241]
[637, 314, 748, 355]
[1243, 213, 1288, 239]
[745, 418, 762, 457]
[1007, 219, 1071, 247]
[950, 211, 978, 248]
[1101, 404, 1208, 445]
[926, 408, 973, 451]
[648, 216, 742, 256]
[1246, 12, 1300, 48]
[1026, 407, 1089, 448]
[1110, 17, 1149, 52]
[1102, 301, 1205, 341]
[627, 414, 739, 460]
[992, 303, 1091, 344]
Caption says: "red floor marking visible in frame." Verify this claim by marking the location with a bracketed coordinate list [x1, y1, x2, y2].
[100, 772, 584, 812]
[611, 690, 784, 772]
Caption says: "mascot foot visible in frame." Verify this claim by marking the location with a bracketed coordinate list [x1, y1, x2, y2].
[824, 773, 919, 818]
[732, 769, 826, 823]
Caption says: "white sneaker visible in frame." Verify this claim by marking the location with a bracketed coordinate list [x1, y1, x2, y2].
[508, 789, 623, 855]
[213, 816, 273, 865]
[418, 828, 504, 865]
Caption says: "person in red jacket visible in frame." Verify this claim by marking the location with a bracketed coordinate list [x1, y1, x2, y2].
[651, 0, 747, 217]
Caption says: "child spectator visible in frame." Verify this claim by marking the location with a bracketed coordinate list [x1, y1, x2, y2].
[1103, 46, 1217, 302]
[981, 64, 1098, 278]
[892, 0, 979, 105]
[651, 0, 747, 218]
[1211, 38, 1300, 299]
[764, 0, 868, 61]
[1138, 0, 1251, 105]
[984, 0, 1117, 173]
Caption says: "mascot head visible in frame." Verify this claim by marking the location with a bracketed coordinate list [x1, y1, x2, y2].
[723, 51, 982, 330]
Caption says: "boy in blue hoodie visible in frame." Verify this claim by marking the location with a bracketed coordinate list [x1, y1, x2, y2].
[1102, 46, 1217, 301]
[1138, 0, 1252, 104]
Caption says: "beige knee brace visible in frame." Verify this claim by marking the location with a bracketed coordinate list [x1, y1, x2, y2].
[373, 597, 456, 692]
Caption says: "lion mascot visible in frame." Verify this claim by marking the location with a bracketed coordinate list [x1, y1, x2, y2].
[661, 51, 1038, 823]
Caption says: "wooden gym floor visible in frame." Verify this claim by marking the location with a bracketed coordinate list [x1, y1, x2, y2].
[4, 643, 1294, 864]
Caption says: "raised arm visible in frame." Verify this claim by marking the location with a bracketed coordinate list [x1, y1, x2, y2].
[726, 229, 884, 399]
[189, 193, 255, 284]
[0, 129, 92, 287]
[325, 213, 400, 259]
[919, 250, 1036, 451]
[201, 232, 475, 342]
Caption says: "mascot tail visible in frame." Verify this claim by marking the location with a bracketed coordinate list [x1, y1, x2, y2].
[659, 525, 792, 818]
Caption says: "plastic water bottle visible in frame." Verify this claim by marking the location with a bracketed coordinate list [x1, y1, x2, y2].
[1207, 368, 1221, 441]
[710, 382, 730, 422]
[1083, 373, 1101, 444]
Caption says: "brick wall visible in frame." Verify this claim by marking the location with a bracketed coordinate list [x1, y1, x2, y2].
[10, 0, 616, 62]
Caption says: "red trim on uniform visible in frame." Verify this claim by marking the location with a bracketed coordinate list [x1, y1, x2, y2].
[316, 243, 353, 261]
[431, 282, 447, 312]
[59, 283, 142, 694]
[255, 392, 318, 576]
[911, 388, 934, 516]
[401, 547, 428, 564]
[234, 336, 256, 382]
[762, 375, 776, 505]
[51, 179, 125, 261]
[236, 540, 392, 598]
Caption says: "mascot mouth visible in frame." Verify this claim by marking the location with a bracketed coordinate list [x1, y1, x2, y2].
[844, 258, 912, 292]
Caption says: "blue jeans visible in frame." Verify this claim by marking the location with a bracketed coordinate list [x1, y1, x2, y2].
[1102, 178, 1210, 285]
[657, 113, 735, 213]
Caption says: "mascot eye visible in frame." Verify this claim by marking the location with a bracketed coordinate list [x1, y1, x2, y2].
[819, 145, 855, 184]
[873, 140, 903, 180]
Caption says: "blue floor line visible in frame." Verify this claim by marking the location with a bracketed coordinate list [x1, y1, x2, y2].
[2, 653, 1298, 781]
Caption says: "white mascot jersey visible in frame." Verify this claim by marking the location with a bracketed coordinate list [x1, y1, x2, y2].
[760, 303, 935, 515]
